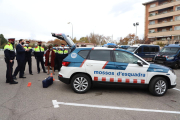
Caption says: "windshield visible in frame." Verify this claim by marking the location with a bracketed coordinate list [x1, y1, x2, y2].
[127, 47, 138, 52]
[160, 47, 179, 54]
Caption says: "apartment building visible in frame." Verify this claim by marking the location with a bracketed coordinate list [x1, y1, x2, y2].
[143, 0, 180, 44]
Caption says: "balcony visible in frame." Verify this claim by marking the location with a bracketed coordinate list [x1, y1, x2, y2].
[148, 10, 180, 20]
[148, 30, 180, 37]
[148, 20, 180, 29]
[149, 1, 180, 12]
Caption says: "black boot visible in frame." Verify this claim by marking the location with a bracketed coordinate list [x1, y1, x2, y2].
[6, 80, 10, 83]
[10, 81, 18, 84]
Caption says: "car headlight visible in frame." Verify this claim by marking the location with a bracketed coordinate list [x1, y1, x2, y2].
[167, 57, 174, 60]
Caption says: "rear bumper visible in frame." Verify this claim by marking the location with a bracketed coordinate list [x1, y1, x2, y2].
[58, 76, 70, 84]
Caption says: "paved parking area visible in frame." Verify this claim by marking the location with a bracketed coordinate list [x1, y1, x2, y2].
[0, 56, 180, 120]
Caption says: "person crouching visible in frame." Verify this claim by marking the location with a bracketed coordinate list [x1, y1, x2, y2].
[45, 45, 55, 75]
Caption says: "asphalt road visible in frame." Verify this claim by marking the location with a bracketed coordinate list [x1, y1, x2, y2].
[0, 56, 180, 120]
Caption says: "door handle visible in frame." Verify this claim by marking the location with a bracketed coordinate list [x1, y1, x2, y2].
[86, 64, 93, 66]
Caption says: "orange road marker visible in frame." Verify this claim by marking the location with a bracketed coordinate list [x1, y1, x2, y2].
[27, 82, 31, 87]
[50, 73, 53, 77]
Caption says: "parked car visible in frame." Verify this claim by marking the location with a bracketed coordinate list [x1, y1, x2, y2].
[52, 33, 177, 96]
[154, 43, 180, 69]
[127, 44, 160, 62]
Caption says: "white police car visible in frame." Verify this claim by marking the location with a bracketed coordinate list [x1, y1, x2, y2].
[52, 33, 177, 96]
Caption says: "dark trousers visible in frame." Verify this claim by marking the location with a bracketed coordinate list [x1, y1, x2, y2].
[36, 57, 46, 72]
[24, 58, 32, 74]
[13, 60, 25, 77]
[5, 59, 14, 83]
[58, 58, 63, 71]
[55, 55, 60, 71]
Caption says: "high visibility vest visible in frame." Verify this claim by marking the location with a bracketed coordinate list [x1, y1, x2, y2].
[53, 49, 58, 53]
[58, 49, 68, 54]
[4, 43, 14, 51]
[34, 46, 44, 52]
[24, 46, 32, 50]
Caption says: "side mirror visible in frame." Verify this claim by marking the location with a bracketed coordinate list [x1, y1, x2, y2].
[137, 60, 143, 66]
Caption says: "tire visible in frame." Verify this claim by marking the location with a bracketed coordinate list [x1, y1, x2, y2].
[71, 74, 91, 94]
[173, 63, 179, 69]
[149, 77, 168, 96]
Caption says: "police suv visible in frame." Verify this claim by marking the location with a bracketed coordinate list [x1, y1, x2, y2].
[52, 33, 177, 96]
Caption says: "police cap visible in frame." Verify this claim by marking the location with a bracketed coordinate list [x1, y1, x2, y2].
[8, 38, 15, 41]
[26, 40, 30, 43]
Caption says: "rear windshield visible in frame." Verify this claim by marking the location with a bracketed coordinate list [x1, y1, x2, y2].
[160, 47, 179, 54]
[127, 47, 137, 52]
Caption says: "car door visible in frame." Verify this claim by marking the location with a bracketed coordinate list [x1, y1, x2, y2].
[85, 50, 116, 82]
[114, 50, 149, 84]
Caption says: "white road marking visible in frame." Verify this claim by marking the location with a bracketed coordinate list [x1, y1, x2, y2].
[173, 88, 180, 92]
[52, 100, 180, 114]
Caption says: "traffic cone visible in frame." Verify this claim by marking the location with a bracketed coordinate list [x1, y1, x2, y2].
[50, 73, 53, 77]
[27, 82, 31, 87]
[53, 78, 55, 81]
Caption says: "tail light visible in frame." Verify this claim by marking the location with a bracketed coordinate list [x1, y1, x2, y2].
[59, 74, 63, 77]
[62, 61, 70, 66]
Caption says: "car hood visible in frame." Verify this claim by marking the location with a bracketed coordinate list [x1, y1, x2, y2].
[147, 63, 170, 73]
[158, 52, 175, 56]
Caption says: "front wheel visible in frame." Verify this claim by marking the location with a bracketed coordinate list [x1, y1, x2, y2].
[149, 77, 168, 96]
[173, 62, 179, 69]
[71, 74, 91, 94]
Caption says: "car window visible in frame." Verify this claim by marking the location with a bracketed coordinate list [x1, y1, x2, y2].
[78, 50, 90, 59]
[144, 47, 149, 52]
[137, 47, 142, 53]
[89, 50, 111, 61]
[114, 51, 140, 64]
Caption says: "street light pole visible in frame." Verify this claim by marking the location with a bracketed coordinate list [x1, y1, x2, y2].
[133, 22, 139, 45]
[68, 22, 73, 39]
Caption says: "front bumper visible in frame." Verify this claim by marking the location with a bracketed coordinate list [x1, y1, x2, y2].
[169, 84, 176, 89]
[154, 60, 175, 67]
[58, 76, 70, 84]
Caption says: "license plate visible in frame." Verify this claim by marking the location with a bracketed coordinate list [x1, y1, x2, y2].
[144, 58, 152, 61]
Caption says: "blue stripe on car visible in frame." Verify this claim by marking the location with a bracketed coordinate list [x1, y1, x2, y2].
[147, 64, 170, 73]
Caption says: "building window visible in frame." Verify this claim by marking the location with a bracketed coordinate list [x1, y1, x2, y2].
[175, 26, 180, 30]
[161, 38, 167, 40]
[176, 6, 180, 11]
[149, 12, 156, 16]
[162, 11, 167, 14]
[150, 4, 156, 8]
[175, 16, 180, 21]
[162, 29, 166, 32]
[149, 29, 155, 33]
[149, 21, 155, 25]
[170, 28, 172, 31]
[174, 36, 180, 40]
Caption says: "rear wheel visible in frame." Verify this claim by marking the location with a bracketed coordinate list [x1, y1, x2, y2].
[149, 77, 168, 96]
[71, 74, 91, 94]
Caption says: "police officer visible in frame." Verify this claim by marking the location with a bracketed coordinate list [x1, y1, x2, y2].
[13, 39, 27, 79]
[53, 44, 60, 71]
[34, 41, 47, 74]
[58, 44, 68, 71]
[23, 41, 33, 75]
[4, 38, 17, 84]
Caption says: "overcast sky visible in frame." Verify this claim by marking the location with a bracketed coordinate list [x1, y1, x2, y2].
[0, 0, 150, 41]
